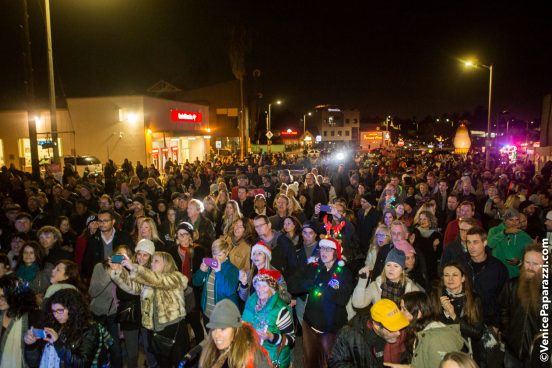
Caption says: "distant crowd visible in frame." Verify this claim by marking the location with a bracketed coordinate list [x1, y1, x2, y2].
[0, 150, 549, 368]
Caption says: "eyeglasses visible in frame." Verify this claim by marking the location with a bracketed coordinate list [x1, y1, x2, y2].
[52, 307, 66, 315]
[177, 232, 190, 237]
[320, 247, 335, 252]
[254, 223, 268, 229]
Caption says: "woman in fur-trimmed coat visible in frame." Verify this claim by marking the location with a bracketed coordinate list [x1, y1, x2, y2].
[109, 251, 189, 368]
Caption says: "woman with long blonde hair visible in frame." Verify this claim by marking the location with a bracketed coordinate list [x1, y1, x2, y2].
[223, 218, 253, 272]
[110, 250, 189, 367]
[352, 247, 421, 309]
[220, 200, 243, 237]
[364, 225, 391, 272]
[199, 299, 271, 368]
[138, 217, 166, 252]
[215, 189, 229, 215]
[287, 196, 307, 223]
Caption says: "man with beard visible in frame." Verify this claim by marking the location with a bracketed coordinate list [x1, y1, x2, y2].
[498, 244, 545, 367]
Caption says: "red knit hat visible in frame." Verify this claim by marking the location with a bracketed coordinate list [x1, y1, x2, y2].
[319, 237, 345, 267]
[253, 268, 281, 292]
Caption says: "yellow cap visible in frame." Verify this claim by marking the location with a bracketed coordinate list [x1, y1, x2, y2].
[370, 299, 409, 332]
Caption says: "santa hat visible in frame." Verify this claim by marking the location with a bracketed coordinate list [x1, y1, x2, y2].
[253, 268, 281, 292]
[319, 237, 345, 267]
[251, 240, 272, 260]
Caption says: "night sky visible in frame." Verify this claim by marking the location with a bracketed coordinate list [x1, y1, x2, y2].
[1, 1, 550, 123]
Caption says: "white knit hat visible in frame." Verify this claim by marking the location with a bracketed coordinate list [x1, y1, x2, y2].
[287, 182, 299, 197]
[135, 239, 155, 255]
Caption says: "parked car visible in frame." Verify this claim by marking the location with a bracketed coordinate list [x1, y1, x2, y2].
[63, 155, 103, 176]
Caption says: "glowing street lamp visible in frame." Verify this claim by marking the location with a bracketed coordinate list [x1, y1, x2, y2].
[267, 100, 282, 153]
[303, 112, 312, 134]
[463, 59, 493, 169]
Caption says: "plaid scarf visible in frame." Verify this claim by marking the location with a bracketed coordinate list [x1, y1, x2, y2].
[92, 323, 114, 368]
[380, 279, 405, 306]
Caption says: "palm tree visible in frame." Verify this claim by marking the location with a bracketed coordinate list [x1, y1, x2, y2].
[229, 26, 247, 160]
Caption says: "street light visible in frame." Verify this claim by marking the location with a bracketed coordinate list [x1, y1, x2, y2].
[303, 112, 312, 135]
[463, 59, 493, 170]
[267, 100, 282, 153]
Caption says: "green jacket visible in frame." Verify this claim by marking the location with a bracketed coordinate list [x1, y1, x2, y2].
[487, 227, 532, 278]
[487, 222, 505, 240]
[242, 292, 292, 368]
[191, 259, 239, 312]
[411, 322, 464, 368]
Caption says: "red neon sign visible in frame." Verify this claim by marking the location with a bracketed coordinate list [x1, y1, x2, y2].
[171, 110, 203, 122]
[281, 130, 298, 136]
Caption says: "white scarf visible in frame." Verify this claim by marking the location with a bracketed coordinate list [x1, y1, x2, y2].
[0, 316, 24, 368]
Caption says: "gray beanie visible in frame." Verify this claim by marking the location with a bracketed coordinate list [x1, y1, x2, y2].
[503, 208, 520, 221]
[385, 248, 406, 269]
[206, 299, 241, 329]
[135, 239, 155, 256]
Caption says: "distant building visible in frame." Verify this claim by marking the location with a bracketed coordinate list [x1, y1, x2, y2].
[359, 130, 390, 151]
[177, 80, 244, 152]
[311, 105, 360, 145]
[0, 95, 210, 171]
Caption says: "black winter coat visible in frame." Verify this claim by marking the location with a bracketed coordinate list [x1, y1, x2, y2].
[116, 286, 142, 331]
[82, 230, 134, 280]
[356, 207, 380, 253]
[258, 232, 298, 280]
[288, 260, 353, 334]
[328, 313, 386, 368]
[182, 214, 215, 256]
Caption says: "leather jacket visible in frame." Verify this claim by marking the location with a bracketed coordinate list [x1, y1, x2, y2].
[25, 323, 108, 367]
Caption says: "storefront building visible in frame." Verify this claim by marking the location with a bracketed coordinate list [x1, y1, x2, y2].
[0, 95, 210, 171]
[311, 105, 360, 146]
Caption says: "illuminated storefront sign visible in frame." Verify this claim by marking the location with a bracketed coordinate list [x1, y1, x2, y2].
[281, 129, 298, 136]
[171, 110, 203, 122]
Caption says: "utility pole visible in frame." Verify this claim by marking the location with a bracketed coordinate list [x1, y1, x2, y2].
[21, 0, 40, 179]
[45, 0, 60, 164]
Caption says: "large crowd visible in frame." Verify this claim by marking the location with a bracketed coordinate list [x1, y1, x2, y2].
[0, 150, 549, 368]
